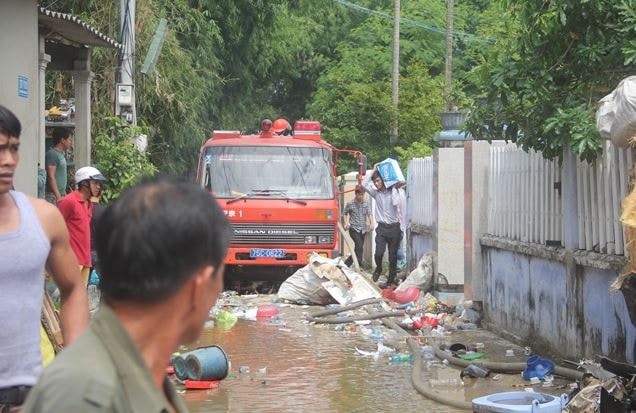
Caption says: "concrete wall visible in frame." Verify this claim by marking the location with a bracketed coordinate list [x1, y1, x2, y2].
[465, 141, 490, 301]
[0, 1, 39, 196]
[437, 147, 464, 285]
[482, 235, 636, 363]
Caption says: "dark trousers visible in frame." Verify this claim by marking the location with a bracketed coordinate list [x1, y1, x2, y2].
[0, 385, 31, 413]
[344, 229, 365, 267]
[374, 223, 402, 282]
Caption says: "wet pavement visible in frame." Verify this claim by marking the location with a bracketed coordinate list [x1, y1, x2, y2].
[177, 294, 575, 413]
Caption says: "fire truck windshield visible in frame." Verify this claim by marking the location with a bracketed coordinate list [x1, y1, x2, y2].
[203, 146, 334, 199]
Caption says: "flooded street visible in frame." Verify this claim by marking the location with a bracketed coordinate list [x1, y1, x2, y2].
[178, 295, 573, 413]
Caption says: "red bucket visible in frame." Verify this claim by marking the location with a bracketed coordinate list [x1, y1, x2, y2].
[256, 305, 279, 318]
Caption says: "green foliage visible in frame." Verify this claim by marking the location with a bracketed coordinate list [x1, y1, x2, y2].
[543, 106, 602, 162]
[308, 2, 449, 167]
[465, 0, 635, 161]
[92, 118, 157, 202]
[394, 141, 433, 170]
[39, 0, 506, 177]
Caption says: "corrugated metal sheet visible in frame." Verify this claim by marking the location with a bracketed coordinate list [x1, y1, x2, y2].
[407, 157, 434, 228]
[39, 7, 121, 49]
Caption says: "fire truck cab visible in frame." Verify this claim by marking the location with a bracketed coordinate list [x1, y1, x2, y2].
[196, 119, 365, 281]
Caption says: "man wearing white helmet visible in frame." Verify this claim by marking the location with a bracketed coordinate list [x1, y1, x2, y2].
[58, 166, 106, 285]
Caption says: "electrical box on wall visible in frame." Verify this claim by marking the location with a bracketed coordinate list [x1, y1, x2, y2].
[117, 84, 134, 107]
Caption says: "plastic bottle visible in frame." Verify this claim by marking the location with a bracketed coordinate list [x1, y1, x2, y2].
[390, 353, 413, 362]
[268, 314, 285, 326]
[429, 378, 462, 387]
[396, 301, 414, 310]
[460, 363, 490, 378]
[420, 345, 436, 359]
[370, 327, 384, 342]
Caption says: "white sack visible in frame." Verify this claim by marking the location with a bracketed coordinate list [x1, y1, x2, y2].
[596, 76, 636, 148]
[396, 252, 434, 293]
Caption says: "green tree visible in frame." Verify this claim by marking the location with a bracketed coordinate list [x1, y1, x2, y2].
[465, 0, 636, 162]
[92, 117, 157, 202]
[307, 0, 452, 168]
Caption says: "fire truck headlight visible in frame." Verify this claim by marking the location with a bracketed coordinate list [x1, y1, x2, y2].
[304, 235, 317, 244]
[318, 236, 330, 244]
[316, 210, 334, 220]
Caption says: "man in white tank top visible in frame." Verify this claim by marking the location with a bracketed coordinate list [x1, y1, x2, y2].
[0, 105, 88, 411]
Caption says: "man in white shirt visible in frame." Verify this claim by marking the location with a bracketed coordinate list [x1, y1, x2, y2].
[362, 163, 406, 287]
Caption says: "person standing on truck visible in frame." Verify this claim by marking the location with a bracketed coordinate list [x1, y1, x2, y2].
[363, 164, 406, 287]
[343, 185, 373, 268]
[272, 118, 292, 136]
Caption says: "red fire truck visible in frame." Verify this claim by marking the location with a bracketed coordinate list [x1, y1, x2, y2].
[196, 119, 365, 281]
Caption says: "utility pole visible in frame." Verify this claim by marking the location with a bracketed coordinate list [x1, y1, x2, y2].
[444, 0, 454, 112]
[389, 0, 400, 146]
[116, 0, 137, 126]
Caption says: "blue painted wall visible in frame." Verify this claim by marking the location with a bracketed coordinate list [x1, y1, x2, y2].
[483, 246, 636, 363]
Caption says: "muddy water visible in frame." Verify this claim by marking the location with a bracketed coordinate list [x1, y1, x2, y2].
[180, 296, 571, 412]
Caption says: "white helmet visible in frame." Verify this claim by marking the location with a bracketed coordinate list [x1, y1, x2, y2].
[75, 166, 105, 184]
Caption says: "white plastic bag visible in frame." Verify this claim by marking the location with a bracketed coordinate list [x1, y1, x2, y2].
[396, 252, 434, 293]
[596, 93, 615, 140]
[276, 264, 333, 305]
[596, 76, 636, 148]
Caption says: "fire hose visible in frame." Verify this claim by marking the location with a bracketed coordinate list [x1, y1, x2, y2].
[307, 299, 584, 410]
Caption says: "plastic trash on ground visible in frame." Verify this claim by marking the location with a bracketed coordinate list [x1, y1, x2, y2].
[389, 353, 412, 362]
[393, 287, 420, 304]
[215, 310, 238, 330]
[276, 254, 339, 305]
[395, 252, 434, 293]
[522, 355, 556, 380]
[473, 392, 568, 413]
[277, 253, 380, 305]
[430, 378, 463, 387]
[461, 364, 490, 378]
[256, 305, 279, 318]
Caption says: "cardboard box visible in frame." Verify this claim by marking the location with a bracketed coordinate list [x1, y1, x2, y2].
[377, 158, 405, 188]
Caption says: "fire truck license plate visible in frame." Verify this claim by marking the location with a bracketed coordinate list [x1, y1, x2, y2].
[250, 248, 285, 258]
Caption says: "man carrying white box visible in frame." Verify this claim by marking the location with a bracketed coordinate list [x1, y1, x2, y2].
[362, 160, 406, 288]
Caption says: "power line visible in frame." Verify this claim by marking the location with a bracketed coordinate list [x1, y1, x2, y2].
[333, 0, 495, 44]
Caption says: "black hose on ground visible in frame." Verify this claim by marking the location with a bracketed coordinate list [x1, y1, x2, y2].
[379, 315, 473, 410]
[381, 312, 583, 409]
[308, 299, 584, 408]
[432, 346, 584, 380]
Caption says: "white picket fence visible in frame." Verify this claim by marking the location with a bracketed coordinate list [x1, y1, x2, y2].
[405, 141, 632, 256]
[488, 144, 563, 245]
[407, 156, 434, 227]
[488, 141, 633, 255]
[576, 142, 634, 255]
